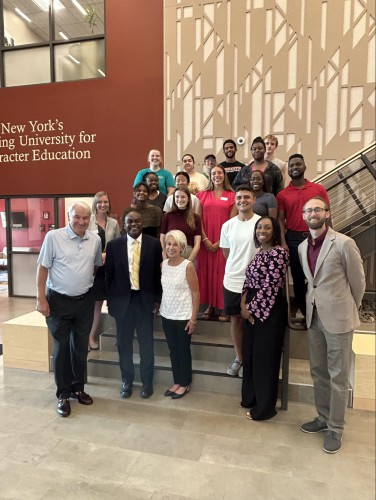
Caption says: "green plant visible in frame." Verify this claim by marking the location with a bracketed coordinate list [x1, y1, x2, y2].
[83, 5, 97, 34]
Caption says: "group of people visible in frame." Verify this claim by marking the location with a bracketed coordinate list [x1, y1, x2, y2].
[36, 136, 366, 455]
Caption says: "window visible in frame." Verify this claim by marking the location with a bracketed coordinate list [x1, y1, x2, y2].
[0, 0, 105, 87]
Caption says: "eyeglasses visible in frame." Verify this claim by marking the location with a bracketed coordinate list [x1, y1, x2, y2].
[302, 207, 328, 214]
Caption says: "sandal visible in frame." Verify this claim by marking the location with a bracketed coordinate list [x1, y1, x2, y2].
[218, 313, 230, 322]
[245, 411, 254, 421]
[202, 306, 214, 320]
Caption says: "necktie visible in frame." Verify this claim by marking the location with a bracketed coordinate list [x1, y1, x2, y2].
[132, 239, 140, 289]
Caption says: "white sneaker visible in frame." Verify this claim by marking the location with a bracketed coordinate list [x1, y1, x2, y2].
[227, 358, 242, 376]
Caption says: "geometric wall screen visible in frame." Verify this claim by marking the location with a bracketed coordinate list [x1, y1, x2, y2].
[164, 0, 375, 178]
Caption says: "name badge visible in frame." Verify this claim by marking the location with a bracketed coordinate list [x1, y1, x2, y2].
[220, 196, 228, 201]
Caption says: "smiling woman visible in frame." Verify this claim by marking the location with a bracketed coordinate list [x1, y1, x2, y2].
[122, 182, 163, 238]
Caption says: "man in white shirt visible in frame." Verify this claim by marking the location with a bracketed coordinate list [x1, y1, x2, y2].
[220, 185, 261, 376]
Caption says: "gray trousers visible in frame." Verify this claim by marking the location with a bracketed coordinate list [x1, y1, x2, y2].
[308, 308, 353, 435]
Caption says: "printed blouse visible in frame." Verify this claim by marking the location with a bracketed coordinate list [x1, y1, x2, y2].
[242, 246, 289, 322]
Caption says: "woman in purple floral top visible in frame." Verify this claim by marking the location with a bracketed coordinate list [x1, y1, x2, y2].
[240, 216, 289, 420]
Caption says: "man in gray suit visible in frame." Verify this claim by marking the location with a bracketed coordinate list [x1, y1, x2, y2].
[298, 196, 365, 453]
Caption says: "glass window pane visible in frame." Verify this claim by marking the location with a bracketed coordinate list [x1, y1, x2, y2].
[3, 0, 50, 46]
[4, 46, 50, 86]
[10, 197, 54, 251]
[54, 39, 105, 81]
[54, 0, 105, 40]
[12, 253, 39, 296]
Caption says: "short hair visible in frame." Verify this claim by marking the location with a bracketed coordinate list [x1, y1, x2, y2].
[68, 201, 91, 218]
[235, 184, 256, 195]
[142, 171, 159, 182]
[133, 181, 150, 195]
[263, 134, 278, 146]
[288, 153, 304, 163]
[250, 169, 271, 193]
[92, 191, 111, 214]
[254, 216, 281, 248]
[204, 154, 216, 162]
[251, 136, 266, 148]
[182, 153, 195, 163]
[303, 196, 330, 211]
[175, 171, 190, 182]
[223, 139, 237, 150]
[165, 229, 187, 254]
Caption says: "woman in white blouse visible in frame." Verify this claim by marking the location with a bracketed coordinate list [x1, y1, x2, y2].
[160, 230, 200, 399]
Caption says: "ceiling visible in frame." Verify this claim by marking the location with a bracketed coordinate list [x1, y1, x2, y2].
[3, 0, 105, 43]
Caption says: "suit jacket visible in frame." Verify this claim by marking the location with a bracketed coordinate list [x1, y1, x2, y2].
[105, 234, 162, 318]
[298, 227, 365, 333]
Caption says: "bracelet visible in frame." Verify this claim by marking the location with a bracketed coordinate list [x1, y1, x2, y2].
[202, 238, 208, 242]
[189, 319, 197, 324]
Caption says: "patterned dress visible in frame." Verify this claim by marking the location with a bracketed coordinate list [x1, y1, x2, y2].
[241, 246, 289, 420]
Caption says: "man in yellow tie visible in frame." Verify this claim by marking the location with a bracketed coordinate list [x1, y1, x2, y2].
[106, 211, 163, 399]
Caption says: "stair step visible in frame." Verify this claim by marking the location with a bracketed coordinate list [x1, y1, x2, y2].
[100, 327, 236, 363]
[87, 350, 315, 402]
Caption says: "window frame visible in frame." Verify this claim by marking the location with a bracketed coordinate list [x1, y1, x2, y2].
[0, 0, 106, 87]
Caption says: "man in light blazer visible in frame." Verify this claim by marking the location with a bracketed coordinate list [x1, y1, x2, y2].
[105, 210, 162, 399]
[298, 196, 365, 454]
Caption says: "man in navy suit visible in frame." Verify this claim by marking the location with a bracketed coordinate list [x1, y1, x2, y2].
[106, 210, 162, 399]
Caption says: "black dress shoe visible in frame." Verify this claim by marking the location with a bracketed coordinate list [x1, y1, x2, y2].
[164, 389, 175, 397]
[70, 391, 93, 405]
[120, 383, 132, 399]
[57, 397, 71, 417]
[140, 387, 153, 399]
[171, 386, 190, 399]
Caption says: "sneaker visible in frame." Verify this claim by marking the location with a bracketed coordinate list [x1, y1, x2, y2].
[323, 431, 342, 453]
[300, 417, 328, 434]
[227, 358, 242, 376]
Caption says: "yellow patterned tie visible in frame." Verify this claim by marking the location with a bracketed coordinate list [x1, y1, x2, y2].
[132, 239, 140, 289]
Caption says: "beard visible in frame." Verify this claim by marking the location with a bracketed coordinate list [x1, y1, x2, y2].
[306, 218, 326, 230]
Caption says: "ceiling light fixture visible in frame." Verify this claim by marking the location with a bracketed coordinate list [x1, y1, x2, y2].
[59, 31, 69, 40]
[15, 7, 32, 22]
[31, 0, 65, 11]
[71, 0, 86, 16]
[97, 69, 105, 77]
[68, 54, 80, 64]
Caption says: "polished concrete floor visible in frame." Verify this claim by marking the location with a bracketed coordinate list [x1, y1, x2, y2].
[0, 295, 375, 500]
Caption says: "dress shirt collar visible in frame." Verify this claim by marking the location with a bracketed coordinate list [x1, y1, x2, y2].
[66, 224, 89, 240]
[127, 233, 143, 245]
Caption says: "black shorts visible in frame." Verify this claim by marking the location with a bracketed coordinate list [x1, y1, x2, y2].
[223, 286, 241, 316]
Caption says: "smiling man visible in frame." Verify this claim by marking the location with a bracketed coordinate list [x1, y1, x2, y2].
[106, 211, 162, 400]
[298, 196, 365, 453]
[277, 154, 330, 320]
[36, 202, 102, 418]
[220, 139, 245, 184]
[220, 185, 260, 376]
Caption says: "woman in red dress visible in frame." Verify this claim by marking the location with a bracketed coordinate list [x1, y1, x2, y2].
[197, 165, 237, 321]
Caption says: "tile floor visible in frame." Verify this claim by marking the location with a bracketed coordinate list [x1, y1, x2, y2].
[0, 296, 375, 500]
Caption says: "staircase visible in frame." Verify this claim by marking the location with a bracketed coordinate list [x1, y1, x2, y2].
[88, 145, 376, 406]
[87, 309, 315, 406]
[315, 142, 376, 259]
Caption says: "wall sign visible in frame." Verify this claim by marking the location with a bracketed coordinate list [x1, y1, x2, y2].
[0, 119, 97, 163]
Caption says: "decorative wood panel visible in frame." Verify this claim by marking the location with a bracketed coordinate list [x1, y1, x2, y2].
[164, 0, 375, 177]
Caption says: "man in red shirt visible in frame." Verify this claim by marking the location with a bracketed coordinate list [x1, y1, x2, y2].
[277, 154, 330, 319]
